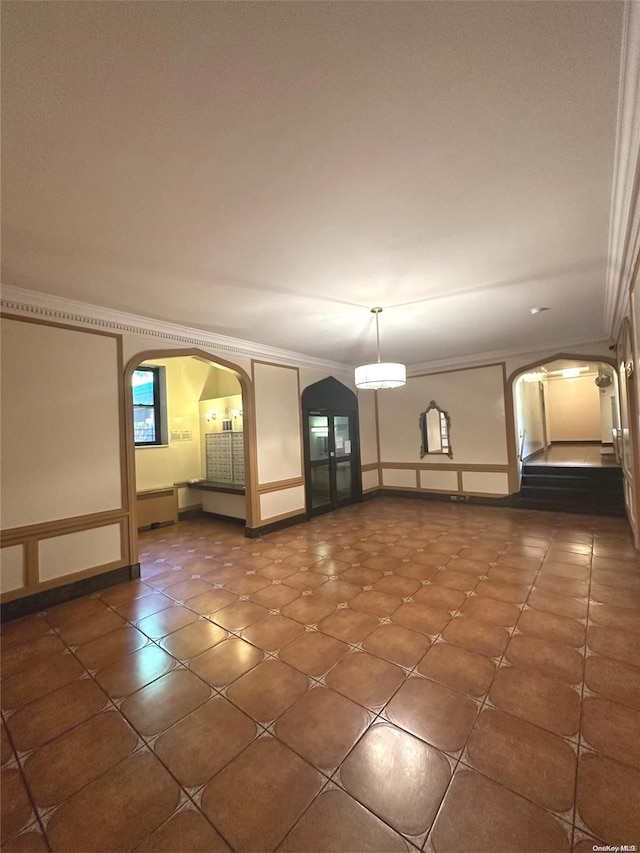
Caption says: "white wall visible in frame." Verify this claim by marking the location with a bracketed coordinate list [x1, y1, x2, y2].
[633, 286, 640, 431]
[1, 546, 25, 594]
[546, 373, 601, 441]
[378, 364, 509, 465]
[599, 384, 617, 443]
[1, 318, 123, 528]
[515, 373, 547, 459]
[621, 291, 639, 547]
[39, 525, 121, 582]
[253, 362, 302, 485]
[357, 390, 378, 466]
[375, 364, 511, 496]
[201, 492, 245, 519]
[1, 317, 127, 602]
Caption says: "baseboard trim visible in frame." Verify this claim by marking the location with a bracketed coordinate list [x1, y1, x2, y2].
[1, 563, 141, 623]
[551, 440, 602, 445]
[378, 488, 513, 507]
[244, 513, 307, 538]
[137, 520, 176, 532]
[178, 506, 204, 521]
[201, 511, 246, 527]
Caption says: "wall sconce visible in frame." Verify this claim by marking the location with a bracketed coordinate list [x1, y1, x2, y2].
[232, 409, 243, 418]
[205, 410, 217, 421]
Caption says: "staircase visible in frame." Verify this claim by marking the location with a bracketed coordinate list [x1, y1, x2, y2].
[516, 463, 626, 517]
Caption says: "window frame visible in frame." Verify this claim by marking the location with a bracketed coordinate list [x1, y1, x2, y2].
[133, 365, 167, 447]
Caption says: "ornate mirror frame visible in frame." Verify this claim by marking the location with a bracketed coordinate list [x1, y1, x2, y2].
[419, 400, 453, 459]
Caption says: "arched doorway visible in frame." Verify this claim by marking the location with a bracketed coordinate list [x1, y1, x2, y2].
[507, 353, 623, 515]
[509, 354, 619, 469]
[123, 348, 256, 564]
[301, 377, 362, 516]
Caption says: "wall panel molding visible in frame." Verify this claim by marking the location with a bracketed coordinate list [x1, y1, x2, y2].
[380, 462, 511, 498]
[380, 462, 510, 472]
[1, 513, 129, 603]
[256, 477, 305, 494]
[1, 509, 129, 547]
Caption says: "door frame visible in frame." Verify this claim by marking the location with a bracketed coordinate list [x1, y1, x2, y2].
[300, 376, 362, 519]
[508, 352, 618, 492]
[303, 408, 362, 517]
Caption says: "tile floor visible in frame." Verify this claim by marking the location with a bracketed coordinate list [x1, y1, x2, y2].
[2, 497, 640, 852]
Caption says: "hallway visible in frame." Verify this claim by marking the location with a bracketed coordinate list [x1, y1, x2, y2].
[529, 442, 620, 468]
[2, 498, 639, 851]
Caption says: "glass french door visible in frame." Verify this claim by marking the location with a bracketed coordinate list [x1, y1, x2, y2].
[305, 410, 359, 515]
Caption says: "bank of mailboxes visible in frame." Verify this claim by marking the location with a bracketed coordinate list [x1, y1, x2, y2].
[205, 432, 244, 483]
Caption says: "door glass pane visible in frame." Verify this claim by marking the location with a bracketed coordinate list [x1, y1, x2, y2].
[310, 465, 332, 508]
[336, 459, 353, 500]
[309, 415, 331, 509]
[310, 416, 329, 460]
[334, 416, 351, 458]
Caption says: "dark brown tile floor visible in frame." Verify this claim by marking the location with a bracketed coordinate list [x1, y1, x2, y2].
[2, 497, 640, 851]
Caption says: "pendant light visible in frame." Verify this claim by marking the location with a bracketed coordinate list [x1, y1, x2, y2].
[354, 307, 406, 390]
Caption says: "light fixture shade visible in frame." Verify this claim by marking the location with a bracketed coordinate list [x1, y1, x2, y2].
[354, 362, 406, 389]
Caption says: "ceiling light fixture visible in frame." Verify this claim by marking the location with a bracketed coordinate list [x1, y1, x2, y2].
[354, 307, 406, 390]
[561, 367, 587, 378]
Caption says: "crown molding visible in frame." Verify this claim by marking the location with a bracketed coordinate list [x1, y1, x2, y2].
[1, 284, 615, 380]
[605, 0, 640, 338]
[407, 334, 614, 377]
[0, 284, 353, 376]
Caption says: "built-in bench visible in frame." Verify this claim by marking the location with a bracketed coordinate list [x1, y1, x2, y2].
[186, 480, 246, 521]
[136, 481, 246, 529]
[188, 480, 245, 495]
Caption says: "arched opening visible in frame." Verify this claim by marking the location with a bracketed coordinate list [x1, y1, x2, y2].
[124, 348, 256, 564]
[507, 353, 624, 515]
[301, 376, 362, 516]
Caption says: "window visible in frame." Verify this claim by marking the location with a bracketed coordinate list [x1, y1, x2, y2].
[132, 366, 167, 445]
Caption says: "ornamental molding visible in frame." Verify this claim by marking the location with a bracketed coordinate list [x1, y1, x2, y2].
[408, 335, 614, 377]
[1, 283, 616, 379]
[604, 0, 640, 338]
[0, 284, 353, 376]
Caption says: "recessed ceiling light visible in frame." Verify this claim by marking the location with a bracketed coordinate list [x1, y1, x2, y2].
[529, 307, 550, 315]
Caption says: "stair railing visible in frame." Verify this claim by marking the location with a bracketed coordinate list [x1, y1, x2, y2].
[518, 429, 528, 462]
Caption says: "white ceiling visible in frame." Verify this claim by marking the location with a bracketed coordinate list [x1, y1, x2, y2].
[1, 1, 625, 368]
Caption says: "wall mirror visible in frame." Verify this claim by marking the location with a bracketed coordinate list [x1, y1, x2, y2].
[419, 400, 452, 458]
